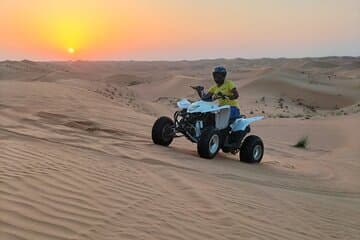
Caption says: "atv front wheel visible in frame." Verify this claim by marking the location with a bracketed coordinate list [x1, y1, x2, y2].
[197, 128, 221, 159]
[240, 135, 264, 163]
[152, 117, 175, 146]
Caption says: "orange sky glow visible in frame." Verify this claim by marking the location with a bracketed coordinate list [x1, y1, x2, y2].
[1, 0, 359, 60]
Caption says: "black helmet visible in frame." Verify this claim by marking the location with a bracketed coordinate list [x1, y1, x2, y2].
[213, 66, 227, 74]
[212, 65, 227, 85]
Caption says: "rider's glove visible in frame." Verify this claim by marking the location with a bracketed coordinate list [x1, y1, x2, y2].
[191, 86, 205, 98]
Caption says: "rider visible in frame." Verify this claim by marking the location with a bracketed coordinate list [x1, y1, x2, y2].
[200, 66, 240, 120]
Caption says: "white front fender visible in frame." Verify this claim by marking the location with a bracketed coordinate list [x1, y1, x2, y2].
[231, 116, 264, 132]
[177, 99, 191, 109]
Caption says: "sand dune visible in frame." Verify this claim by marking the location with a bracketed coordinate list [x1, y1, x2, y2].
[242, 75, 355, 109]
[1, 58, 360, 239]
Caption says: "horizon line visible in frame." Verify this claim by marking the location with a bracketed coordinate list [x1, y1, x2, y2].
[1, 55, 360, 63]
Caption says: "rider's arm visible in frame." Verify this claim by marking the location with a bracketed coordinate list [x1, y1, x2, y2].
[229, 88, 239, 100]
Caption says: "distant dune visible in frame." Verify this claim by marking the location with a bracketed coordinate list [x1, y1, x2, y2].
[0, 57, 359, 240]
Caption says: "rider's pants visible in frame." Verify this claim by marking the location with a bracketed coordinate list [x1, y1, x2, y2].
[230, 106, 241, 121]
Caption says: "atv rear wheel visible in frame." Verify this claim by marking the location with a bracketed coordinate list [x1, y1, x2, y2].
[240, 135, 264, 163]
[152, 117, 175, 146]
[197, 128, 221, 159]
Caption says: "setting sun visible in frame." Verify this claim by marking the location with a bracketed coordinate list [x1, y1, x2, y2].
[68, 48, 75, 54]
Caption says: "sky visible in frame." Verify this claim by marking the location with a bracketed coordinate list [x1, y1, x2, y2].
[1, 0, 359, 61]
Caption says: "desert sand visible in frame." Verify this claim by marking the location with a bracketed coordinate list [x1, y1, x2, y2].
[0, 57, 359, 239]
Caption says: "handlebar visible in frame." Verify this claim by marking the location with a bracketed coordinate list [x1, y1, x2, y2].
[190, 85, 229, 101]
[190, 85, 204, 91]
[213, 92, 230, 100]
[191, 85, 204, 99]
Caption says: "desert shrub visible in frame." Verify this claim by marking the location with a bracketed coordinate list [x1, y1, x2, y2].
[277, 114, 290, 118]
[128, 80, 141, 86]
[294, 136, 309, 149]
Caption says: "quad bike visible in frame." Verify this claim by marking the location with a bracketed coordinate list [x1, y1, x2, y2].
[151, 86, 264, 163]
